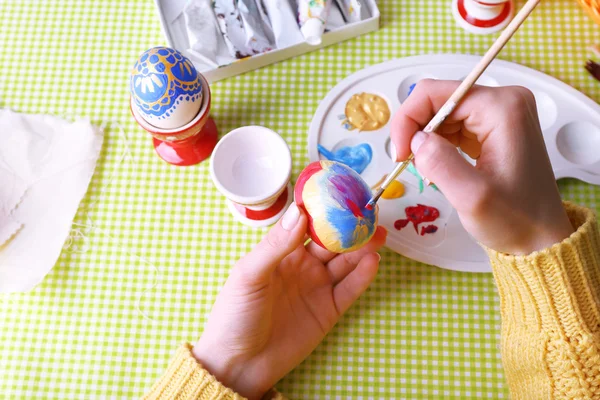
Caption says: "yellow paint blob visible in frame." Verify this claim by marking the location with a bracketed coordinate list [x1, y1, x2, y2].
[381, 180, 405, 199]
[345, 93, 390, 131]
[372, 174, 405, 200]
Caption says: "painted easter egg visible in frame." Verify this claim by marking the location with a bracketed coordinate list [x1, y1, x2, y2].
[295, 161, 378, 253]
[130, 47, 203, 130]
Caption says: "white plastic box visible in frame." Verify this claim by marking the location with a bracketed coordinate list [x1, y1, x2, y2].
[154, 0, 380, 82]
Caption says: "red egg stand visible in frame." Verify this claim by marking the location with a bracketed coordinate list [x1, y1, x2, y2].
[130, 74, 218, 166]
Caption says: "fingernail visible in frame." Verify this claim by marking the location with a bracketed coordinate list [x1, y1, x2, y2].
[390, 141, 399, 162]
[375, 253, 381, 262]
[411, 131, 429, 154]
[281, 202, 300, 231]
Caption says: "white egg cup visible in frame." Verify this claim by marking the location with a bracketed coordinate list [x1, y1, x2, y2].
[210, 126, 293, 228]
[451, 0, 513, 34]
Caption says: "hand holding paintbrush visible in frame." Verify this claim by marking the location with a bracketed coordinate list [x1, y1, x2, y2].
[366, 0, 542, 209]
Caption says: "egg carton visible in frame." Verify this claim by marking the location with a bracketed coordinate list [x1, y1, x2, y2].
[308, 54, 600, 273]
[154, 0, 380, 83]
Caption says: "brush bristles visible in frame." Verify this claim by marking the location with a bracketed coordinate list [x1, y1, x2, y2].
[366, 188, 384, 210]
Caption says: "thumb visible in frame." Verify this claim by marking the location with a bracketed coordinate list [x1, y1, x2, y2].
[235, 202, 307, 284]
[411, 131, 485, 208]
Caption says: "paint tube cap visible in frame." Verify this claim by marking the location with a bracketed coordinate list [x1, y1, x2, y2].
[301, 18, 325, 46]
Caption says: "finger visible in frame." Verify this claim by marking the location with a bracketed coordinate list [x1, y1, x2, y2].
[305, 240, 336, 263]
[389, 80, 501, 161]
[333, 253, 380, 315]
[235, 203, 307, 284]
[410, 130, 487, 209]
[445, 132, 460, 147]
[462, 128, 477, 140]
[326, 226, 387, 284]
[306, 225, 386, 264]
[438, 122, 461, 135]
[459, 134, 481, 159]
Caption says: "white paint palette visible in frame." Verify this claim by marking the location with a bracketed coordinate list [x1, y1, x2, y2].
[308, 54, 600, 273]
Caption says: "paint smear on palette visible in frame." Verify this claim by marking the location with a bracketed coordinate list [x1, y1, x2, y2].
[408, 83, 417, 97]
[407, 163, 438, 193]
[317, 143, 372, 174]
[394, 204, 439, 235]
[342, 93, 390, 131]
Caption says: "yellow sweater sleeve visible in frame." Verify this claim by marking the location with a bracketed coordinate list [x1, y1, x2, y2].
[142, 344, 286, 400]
[486, 202, 600, 399]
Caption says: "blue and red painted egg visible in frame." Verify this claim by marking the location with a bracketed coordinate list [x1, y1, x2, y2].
[130, 47, 203, 130]
[295, 161, 378, 253]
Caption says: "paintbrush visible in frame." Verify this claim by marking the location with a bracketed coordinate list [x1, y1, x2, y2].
[366, 0, 541, 210]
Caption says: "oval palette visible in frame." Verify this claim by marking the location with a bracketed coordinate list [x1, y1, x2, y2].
[308, 54, 600, 273]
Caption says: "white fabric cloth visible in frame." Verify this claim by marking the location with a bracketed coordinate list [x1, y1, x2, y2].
[0, 109, 103, 293]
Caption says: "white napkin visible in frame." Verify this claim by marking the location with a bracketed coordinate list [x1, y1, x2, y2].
[0, 109, 103, 293]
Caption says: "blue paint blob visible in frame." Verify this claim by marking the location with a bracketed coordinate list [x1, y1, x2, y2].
[157, 48, 170, 56]
[155, 63, 166, 72]
[317, 143, 373, 174]
[408, 83, 417, 97]
[149, 54, 159, 64]
[140, 53, 148, 62]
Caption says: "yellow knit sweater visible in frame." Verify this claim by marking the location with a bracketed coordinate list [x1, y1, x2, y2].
[144, 202, 600, 400]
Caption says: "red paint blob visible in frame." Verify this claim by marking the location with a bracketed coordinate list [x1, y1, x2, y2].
[394, 219, 410, 230]
[365, 204, 373, 211]
[394, 204, 440, 234]
[420, 225, 438, 236]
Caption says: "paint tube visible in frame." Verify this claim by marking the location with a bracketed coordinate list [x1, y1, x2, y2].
[325, 0, 345, 31]
[212, 0, 274, 58]
[237, 0, 274, 54]
[335, 0, 361, 23]
[262, 0, 305, 49]
[255, 0, 276, 45]
[183, 0, 222, 67]
[298, 0, 332, 45]
[213, 0, 251, 58]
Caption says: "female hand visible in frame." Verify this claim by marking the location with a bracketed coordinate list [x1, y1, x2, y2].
[390, 80, 573, 255]
[193, 203, 387, 399]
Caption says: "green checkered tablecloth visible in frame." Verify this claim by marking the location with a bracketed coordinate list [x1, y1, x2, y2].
[0, 0, 598, 398]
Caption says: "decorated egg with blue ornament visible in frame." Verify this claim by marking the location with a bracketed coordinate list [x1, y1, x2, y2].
[130, 47, 203, 130]
[295, 161, 378, 253]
